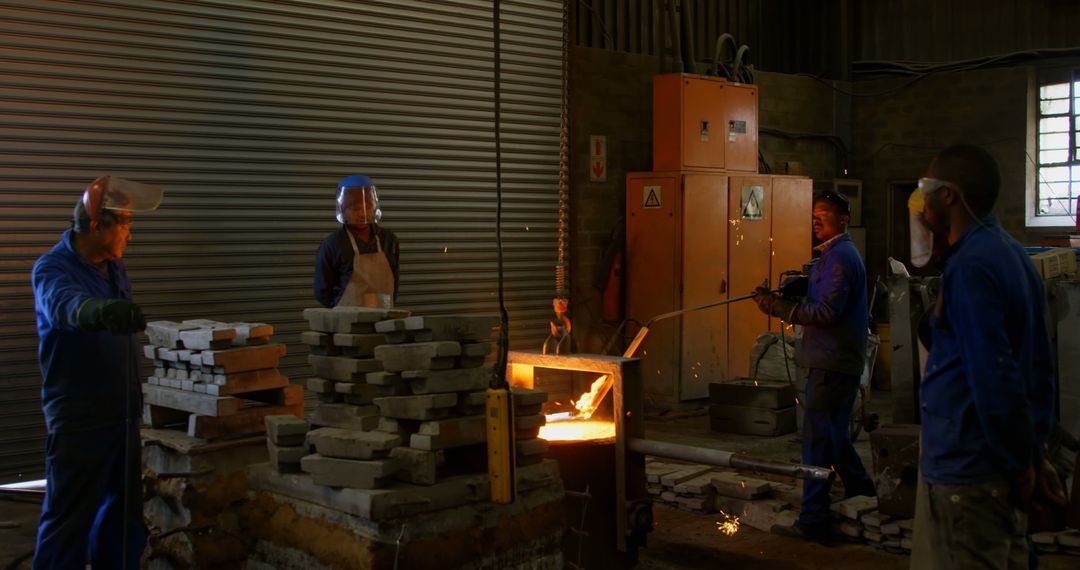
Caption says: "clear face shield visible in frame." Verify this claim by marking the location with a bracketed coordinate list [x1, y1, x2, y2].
[336, 185, 381, 226]
[908, 177, 957, 268]
[78, 176, 164, 230]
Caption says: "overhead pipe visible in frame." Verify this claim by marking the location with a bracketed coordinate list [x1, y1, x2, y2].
[679, 0, 696, 72]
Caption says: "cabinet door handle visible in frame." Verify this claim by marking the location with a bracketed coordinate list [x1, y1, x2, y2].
[720, 280, 727, 294]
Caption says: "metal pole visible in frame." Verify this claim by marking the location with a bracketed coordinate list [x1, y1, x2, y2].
[627, 437, 835, 482]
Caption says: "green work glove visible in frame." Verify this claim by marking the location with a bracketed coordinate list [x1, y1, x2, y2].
[76, 298, 146, 335]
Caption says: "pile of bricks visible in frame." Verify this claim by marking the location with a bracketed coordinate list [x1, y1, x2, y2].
[708, 379, 797, 437]
[645, 460, 799, 531]
[1032, 529, 1080, 555]
[295, 309, 549, 490]
[830, 496, 913, 553]
[142, 319, 302, 439]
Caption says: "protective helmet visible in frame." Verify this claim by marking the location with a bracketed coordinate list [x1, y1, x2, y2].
[73, 176, 164, 232]
[335, 174, 381, 225]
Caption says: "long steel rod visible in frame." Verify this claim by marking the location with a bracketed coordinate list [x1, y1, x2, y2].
[627, 437, 835, 482]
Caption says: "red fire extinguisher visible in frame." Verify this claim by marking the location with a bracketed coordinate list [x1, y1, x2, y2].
[602, 251, 623, 323]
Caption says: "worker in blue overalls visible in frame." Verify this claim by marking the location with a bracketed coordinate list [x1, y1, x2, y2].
[313, 175, 400, 308]
[752, 191, 877, 543]
[31, 176, 163, 569]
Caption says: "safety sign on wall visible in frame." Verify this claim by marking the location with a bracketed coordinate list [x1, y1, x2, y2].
[643, 185, 662, 209]
[741, 186, 764, 220]
[590, 135, 607, 182]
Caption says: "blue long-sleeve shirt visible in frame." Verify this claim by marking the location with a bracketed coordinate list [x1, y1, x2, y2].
[313, 225, 400, 308]
[789, 233, 868, 377]
[920, 217, 1055, 485]
[32, 229, 141, 434]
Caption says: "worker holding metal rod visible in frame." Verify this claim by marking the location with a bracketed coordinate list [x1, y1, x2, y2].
[752, 190, 876, 544]
[31, 176, 163, 569]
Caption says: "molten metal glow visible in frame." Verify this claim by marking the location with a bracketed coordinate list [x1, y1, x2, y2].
[538, 420, 616, 441]
[570, 375, 609, 419]
[716, 511, 740, 536]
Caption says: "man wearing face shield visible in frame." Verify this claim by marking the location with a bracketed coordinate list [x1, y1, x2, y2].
[908, 145, 1060, 569]
[751, 191, 877, 543]
[31, 176, 163, 568]
[314, 175, 400, 308]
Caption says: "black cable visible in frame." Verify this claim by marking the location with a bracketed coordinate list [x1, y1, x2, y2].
[492, 0, 510, 388]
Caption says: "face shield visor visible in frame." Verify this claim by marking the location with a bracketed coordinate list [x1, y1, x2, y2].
[76, 176, 164, 230]
[908, 178, 957, 268]
[336, 183, 381, 226]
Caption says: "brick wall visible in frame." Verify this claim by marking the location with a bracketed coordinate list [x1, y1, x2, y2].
[851, 65, 1064, 285]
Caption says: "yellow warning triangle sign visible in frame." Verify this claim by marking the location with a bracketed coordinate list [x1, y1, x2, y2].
[742, 191, 762, 218]
[644, 188, 661, 208]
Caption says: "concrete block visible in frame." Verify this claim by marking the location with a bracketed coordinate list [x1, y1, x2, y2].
[335, 382, 379, 404]
[201, 344, 286, 374]
[146, 321, 200, 349]
[516, 438, 548, 456]
[373, 341, 462, 372]
[374, 319, 407, 333]
[308, 354, 382, 381]
[376, 417, 421, 438]
[454, 391, 487, 416]
[158, 348, 180, 362]
[193, 383, 207, 393]
[864, 529, 883, 542]
[410, 415, 485, 450]
[310, 403, 380, 431]
[188, 399, 302, 439]
[896, 518, 913, 532]
[306, 377, 335, 394]
[674, 473, 718, 495]
[708, 379, 796, 409]
[303, 307, 404, 334]
[646, 462, 690, 483]
[143, 344, 158, 359]
[226, 322, 273, 345]
[300, 331, 332, 348]
[208, 369, 289, 395]
[148, 376, 160, 386]
[142, 384, 239, 416]
[366, 371, 403, 386]
[714, 495, 791, 532]
[383, 330, 434, 344]
[402, 315, 498, 341]
[461, 342, 492, 358]
[179, 326, 237, 350]
[390, 447, 445, 485]
[511, 387, 548, 408]
[332, 333, 388, 357]
[190, 353, 203, 367]
[900, 538, 913, 551]
[838, 520, 862, 538]
[457, 356, 487, 369]
[661, 465, 713, 487]
[300, 453, 399, 489]
[770, 509, 799, 534]
[861, 511, 891, 528]
[674, 496, 710, 512]
[317, 392, 343, 404]
[307, 427, 402, 460]
[265, 414, 309, 444]
[831, 495, 879, 520]
[404, 366, 490, 394]
[880, 521, 901, 536]
[373, 393, 457, 420]
[710, 472, 771, 499]
[770, 482, 802, 504]
[267, 441, 307, 464]
[1057, 529, 1080, 547]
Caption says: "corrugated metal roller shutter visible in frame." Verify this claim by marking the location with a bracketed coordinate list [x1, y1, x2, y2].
[0, 0, 563, 482]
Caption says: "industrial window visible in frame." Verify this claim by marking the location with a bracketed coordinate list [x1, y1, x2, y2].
[1031, 72, 1080, 226]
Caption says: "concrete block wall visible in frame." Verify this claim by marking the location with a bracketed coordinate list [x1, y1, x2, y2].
[852, 65, 1067, 285]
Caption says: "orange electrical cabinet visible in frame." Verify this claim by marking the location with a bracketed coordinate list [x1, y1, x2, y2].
[626, 171, 812, 404]
[653, 73, 758, 173]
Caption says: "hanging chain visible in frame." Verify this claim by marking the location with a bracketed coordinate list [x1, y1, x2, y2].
[555, 0, 570, 298]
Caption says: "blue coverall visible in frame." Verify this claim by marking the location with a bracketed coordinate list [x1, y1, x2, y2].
[788, 232, 876, 528]
[31, 229, 145, 569]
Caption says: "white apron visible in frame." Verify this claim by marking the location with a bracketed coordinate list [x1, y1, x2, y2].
[336, 231, 395, 309]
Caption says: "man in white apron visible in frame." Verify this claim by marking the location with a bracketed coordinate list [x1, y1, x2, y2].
[314, 175, 400, 308]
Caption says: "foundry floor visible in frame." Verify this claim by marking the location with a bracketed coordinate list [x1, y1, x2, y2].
[1, 390, 1076, 569]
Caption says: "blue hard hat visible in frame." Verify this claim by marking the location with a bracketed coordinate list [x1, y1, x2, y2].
[336, 175, 381, 224]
